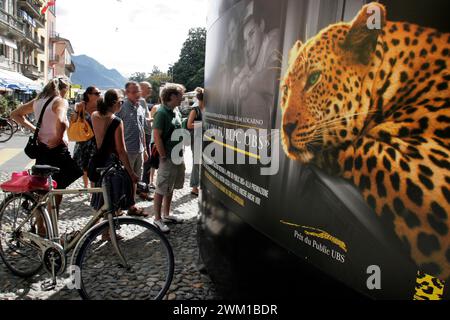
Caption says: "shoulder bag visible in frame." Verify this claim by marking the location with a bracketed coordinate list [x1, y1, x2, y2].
[24, 96, 56, 159]
[67, 103, 94, 142]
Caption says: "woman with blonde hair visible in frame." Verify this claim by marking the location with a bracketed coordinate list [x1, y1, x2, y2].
[12, 78, 82, 216]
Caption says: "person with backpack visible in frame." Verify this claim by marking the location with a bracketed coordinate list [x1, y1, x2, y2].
[186, 87, 204, 196]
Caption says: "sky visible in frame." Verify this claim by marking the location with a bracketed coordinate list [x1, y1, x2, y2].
[56, 0, 207, 77]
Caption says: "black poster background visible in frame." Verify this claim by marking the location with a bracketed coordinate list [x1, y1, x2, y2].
[202, 0, 450, 299]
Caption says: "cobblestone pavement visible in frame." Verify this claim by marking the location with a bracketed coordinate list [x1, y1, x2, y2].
[0, 150, 219, 300]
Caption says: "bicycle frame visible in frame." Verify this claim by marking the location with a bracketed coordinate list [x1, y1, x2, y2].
[1, 162, 137, 293]
[16, 173, 114, 253]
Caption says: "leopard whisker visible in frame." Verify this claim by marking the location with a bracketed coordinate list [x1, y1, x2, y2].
[269, 66, 283, 71]
[273, 50, 284, 58]
[313, 111, 375, 127]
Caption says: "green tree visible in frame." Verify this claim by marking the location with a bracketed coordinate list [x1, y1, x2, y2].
[129, 72, 148, 83]
[0, 95, 20, 116]
[172, 27, 206, 91]
[145, 66, 171, 103]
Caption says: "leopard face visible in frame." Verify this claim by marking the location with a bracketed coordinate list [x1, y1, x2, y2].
[281, 2, 389, 165]
[281, 2, 450, 281]
[280, 24, 373, 163]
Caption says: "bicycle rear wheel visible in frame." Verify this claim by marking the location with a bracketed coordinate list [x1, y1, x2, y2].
[0, 193, 48, 277]
[75, 217, 174, 300]
[0, 121, 13, 143]
[7, 119, 19, 133]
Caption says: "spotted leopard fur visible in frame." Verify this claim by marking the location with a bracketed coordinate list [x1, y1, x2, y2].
[280, 2, 450, 280]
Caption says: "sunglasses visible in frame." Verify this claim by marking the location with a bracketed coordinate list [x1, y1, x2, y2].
[91, 92, 101, 96]
[116, 100, 124, 106]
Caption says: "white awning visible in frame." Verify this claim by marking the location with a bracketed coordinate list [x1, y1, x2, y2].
[0, 36, 18, 50]
[0, 69, 42, 91]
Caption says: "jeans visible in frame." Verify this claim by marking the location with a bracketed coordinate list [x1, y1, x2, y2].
[142, 133, 152, 184]
[190, 144, 200, 188]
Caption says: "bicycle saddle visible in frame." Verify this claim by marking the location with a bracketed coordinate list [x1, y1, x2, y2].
[31, 165, 60, 177]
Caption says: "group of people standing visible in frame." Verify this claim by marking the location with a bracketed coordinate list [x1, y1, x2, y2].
[11, 77, 205, 234]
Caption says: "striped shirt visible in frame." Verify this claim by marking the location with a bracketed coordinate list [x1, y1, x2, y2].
[116, 98, 146, 154]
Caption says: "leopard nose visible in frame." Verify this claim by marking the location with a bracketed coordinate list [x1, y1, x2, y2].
[283, 122, 297, 137]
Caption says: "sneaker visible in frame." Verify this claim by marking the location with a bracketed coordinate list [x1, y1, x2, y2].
[153, 219, 170, 233]
[162, 215, 182, 224]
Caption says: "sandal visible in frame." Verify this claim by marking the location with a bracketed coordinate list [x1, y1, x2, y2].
[116, 210, 125, 217]
[139, 193, 154, 201]
[127, 207, 149, 218]
[101, 232, 124, 242]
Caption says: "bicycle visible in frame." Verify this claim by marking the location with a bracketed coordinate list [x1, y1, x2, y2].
[5, 118, 19, 134]
[16, 114, 35, 136]
[0, 117, 14, 143]
[0, 162, 174, 300]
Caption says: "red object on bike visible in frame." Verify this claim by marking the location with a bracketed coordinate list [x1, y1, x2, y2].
[1, 171, 57, 193]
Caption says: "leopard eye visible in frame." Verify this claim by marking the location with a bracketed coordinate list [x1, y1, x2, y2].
[305, 71, 322, 91]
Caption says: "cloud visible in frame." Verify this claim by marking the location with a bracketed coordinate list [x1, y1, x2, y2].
[56, 0, 207, 77]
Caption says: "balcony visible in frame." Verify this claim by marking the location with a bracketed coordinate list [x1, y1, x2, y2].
[49, 54, 60, 65]
[20, 10, 45, 29]
[0, 9, 25, 37]
[22, 63, 43, 80]
[50, 31, 60, 42]
[65, 61, 76, 73]
[18, 0, 43, 20]
[24, 29, 45, 52]
[0, 56, 13, 71]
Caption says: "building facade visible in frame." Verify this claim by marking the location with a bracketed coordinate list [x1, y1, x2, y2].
[0, 0, 75, 92]
[49, 32, 75, 79]
[0, 0, 47, 83]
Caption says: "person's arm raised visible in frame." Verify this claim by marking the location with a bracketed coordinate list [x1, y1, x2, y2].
[11, 99, 36, 133]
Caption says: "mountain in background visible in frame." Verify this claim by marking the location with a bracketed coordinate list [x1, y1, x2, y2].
[71, 55, 128, 90]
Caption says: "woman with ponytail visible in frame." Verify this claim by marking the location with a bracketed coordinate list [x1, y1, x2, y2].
[73, 86, 101, 188]
[90, 89, 140, 217]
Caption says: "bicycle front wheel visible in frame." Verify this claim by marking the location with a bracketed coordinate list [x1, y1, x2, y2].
[0, 193, 48, 277]
[0, 121, 13, 143]
[75, 217, 174, 300]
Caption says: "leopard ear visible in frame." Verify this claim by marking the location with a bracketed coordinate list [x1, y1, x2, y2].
[340, 2, 386, 65]
[288, 40, 303, 66]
